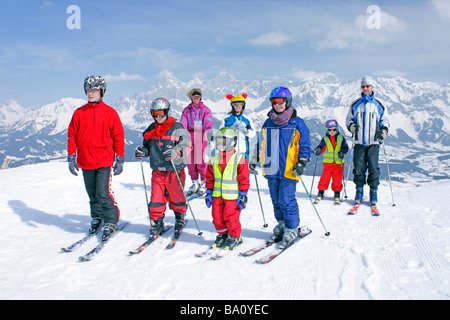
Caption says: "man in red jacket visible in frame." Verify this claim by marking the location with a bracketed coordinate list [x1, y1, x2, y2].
[67, 75, 125, 241]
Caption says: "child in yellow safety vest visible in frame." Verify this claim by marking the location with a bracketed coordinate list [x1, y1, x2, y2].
[313, 119, 349, 204]
[205, 128, 250, 251]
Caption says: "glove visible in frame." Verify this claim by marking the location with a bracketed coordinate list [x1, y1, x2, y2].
[349, 123, 359, 134]
[135, 146, 149, 159]
[113, 156, 124, 176]
[205, 189, 213, 208]
[313, 147, 322, 156]
[249, 163, 256, 171]
[68, 154, 79, 176]
[293, 158, 307, 177]
[163, 145, 181, 161]
[236, 191, 248, 210]
[377, 128, 388, 141]
[338, 151, 345, 159]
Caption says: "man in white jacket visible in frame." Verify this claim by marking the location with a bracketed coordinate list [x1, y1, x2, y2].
[346, 76, 389, 206]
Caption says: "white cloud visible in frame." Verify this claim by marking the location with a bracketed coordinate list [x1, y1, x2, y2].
[317, 10, 408, 50]
[248, 31, 294, 46]
[429, 0, 450, 20]
[292, 68, 334, 80]
[103, 72, 145, 82]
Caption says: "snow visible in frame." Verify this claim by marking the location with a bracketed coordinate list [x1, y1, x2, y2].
[0, 161, 449, 300]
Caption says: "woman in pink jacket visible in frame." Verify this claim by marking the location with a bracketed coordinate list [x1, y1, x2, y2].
[180, 88, 214, 196]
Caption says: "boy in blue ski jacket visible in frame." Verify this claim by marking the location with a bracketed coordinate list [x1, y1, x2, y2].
[250, 87, 311, 248]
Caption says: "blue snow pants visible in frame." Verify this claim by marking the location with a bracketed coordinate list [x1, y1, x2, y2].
[267, 177, 300, 229]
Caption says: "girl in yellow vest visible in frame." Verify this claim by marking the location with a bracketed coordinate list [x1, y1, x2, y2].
[313, 119, 349, 204]
[205, 128, 250, 251]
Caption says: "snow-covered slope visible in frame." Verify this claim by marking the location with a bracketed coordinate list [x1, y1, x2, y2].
[0, 162, 448, 300]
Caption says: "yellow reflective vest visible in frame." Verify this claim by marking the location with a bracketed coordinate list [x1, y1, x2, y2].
[211, 152, 244, 200]
[323, 135, 345, 165]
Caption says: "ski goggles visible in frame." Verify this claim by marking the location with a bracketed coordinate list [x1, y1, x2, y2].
[271, 98, 285, 105]
[215, 137, 231, 146]
[191, 95, 201, 100]
[231, 102, 244, 108]
[327, 128, 337, 132]
[151, 110, 166, 118]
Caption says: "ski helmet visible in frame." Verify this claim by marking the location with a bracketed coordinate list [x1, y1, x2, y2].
[226, 93, 248, 113]
[215, 127, 238, 152]
[84, 75, 106, 98]
[150, 98, 171, 117]
[269, 87, 292, 108]
[325, 119, 339, 131]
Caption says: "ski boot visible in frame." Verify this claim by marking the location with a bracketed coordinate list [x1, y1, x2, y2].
[89, 217, 103, 235]
[315, 190, 324, 204]
[102, 223, 118, 242]
[269, 221, 285, 242]
[370, 188, 378, 206]
[197, 180, 206, 194]
[355, 187, 364, 205]
[224, 235, 243, 251]
[174, 212, 186, 232]
[279, 227, 299, 249]
[213, 233, 228, 248]
[334, 191, 341, 205]
[149, 218, 164, 238]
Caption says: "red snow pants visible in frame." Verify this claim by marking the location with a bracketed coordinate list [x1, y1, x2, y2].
[317, 162, 344, 192]
[149, 170, 187, 221]
[211, 197, 241, 237]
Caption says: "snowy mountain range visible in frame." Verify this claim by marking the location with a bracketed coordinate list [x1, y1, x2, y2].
[1, 71, 449, 183]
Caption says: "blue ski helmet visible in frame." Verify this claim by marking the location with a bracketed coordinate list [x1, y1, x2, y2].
[269, 87, 292, 108]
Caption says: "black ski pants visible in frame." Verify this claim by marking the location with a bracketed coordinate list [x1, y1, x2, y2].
[353, 144, 380, 190]
[82, 167, 120, 224]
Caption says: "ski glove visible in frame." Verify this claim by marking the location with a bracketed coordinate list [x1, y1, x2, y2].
[163, 145, 181, 161]
[205, 189, 213, 208]
[113, 156, 125, 176]
[68, 154, 79, 176]
[293, 158, 308, 177]
[349, 123, 359, 134]
[313, 147, 322, 156]
[377, 128, 388, 141]
[135, 146, 149, 159]
[236, 191, 248, 210]
[338, 151, 345, 159]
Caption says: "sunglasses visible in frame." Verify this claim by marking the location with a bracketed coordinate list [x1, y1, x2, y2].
[361, 85, 372, 89]
[271, 98, 285, 105]
[151, 110, 166, 118]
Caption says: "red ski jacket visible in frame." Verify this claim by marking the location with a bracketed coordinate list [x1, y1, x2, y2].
[67, 101, 125, 169]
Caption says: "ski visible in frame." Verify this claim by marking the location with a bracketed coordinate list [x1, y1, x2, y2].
[195, 243, 221, 258]
[78, 221, 129, 262]
[255, 226, 312, 264]
[61, 230, 100, 252]
[347, 197, 367, 215]
[210, 239, 243, 260]
[129, 225, 173, 255]
[239, 241, 274, 257]
[186, 190, 206, 201]
[371, 205, 380, 216]
[166, 220, 188, 249]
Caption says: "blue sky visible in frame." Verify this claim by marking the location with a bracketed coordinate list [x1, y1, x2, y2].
[0, 0, 449, 107]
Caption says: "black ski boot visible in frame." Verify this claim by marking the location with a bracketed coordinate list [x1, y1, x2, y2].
[174, 212, 186, 232]
[89, 217, 103, 235]
[334, 191, 341, 204]
[213, 233, 228, 248]
[149, 218, 164, 238]
[102, 223, 118, 241]
[224, 235, 243, 251]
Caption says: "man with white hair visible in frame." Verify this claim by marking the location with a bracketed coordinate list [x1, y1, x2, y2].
[345, 76, 389, 207]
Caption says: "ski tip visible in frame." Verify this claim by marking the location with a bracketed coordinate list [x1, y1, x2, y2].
[78, 256, 91, 262]
[61, 248, 72, 253]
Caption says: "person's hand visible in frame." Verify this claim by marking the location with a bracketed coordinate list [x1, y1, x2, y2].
[68, 154, 79, 176]
[135, 146, 148, 159]
[205, 189, 213, 208]
[113, 156, 125, 175]
[236, 191, 248, 209]
[293, 158, 308, 177]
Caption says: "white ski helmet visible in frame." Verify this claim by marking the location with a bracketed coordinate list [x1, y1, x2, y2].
[150, 98, 171, 116]
[84, 75, 107, 98]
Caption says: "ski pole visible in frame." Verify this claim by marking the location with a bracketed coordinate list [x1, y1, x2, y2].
[299, 176, 330, 236]
[341, 162, 347, 199]
[253, 170, 268, 228]
[381, 142, 396, 206]
[170, 160, 203, 235]
[139, 159, 150, 211]
[309, 156, 318, 196]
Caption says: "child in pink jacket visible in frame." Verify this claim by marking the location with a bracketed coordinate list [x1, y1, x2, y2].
[180, 88, 214, 195]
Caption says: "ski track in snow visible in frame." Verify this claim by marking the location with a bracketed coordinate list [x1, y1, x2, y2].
[0, 161, 449, 300]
